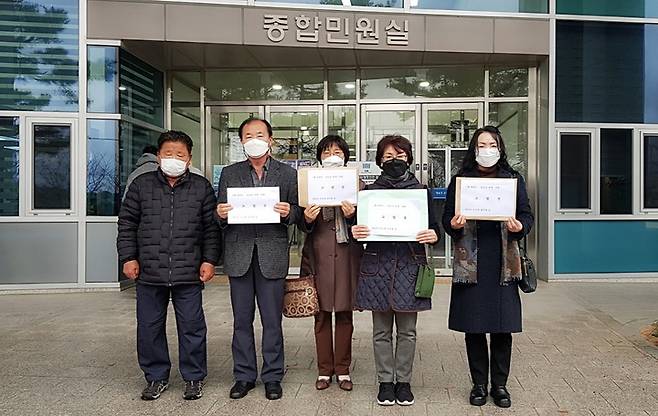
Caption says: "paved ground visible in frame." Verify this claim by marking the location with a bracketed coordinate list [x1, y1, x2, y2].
[1, 281, 657, 416]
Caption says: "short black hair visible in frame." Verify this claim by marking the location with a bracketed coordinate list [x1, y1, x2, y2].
[142, 145, 158, 155]
[316, 135, 350, 164]
[375, 134, 413, 167]
[238, 117, 273, 140]
[157, 130, 193, 154]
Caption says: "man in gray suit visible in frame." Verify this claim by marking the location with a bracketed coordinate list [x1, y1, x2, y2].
[216, 117, 302, 401]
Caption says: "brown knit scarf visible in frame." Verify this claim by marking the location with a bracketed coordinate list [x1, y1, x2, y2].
[452, 221, 522, 286]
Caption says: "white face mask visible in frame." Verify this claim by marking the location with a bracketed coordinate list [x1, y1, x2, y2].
[321, 155, 344, 168]
[243, 138, 270, 158]
[475, 147, 500, 168]
[160, 157, 188, 178]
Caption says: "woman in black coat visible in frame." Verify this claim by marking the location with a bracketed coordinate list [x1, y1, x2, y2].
[442, 126, 534, 409]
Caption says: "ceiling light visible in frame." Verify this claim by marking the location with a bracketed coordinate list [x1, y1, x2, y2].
[272, 84, 283, 90]
[344, 83, 356, 89]
[118, 86, 127, 91]
[419, 81, 430, 88]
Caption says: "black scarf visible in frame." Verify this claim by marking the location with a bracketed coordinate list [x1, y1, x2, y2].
[371, 171, 422, 190]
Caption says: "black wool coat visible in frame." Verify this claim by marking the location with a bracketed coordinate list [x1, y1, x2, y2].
[442, 167, 534, 333]
[117, 169, 220, 286]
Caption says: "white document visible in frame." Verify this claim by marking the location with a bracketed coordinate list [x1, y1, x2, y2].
[306, 168, 358, 206]
[456, 177, 517, 221]
[357, 189, 428, 242]
[227, 186, 280, 224]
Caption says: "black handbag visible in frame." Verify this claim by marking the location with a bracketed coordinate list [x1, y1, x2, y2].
[518, 236, 537, 293]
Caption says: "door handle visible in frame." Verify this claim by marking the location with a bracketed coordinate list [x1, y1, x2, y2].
[422, 163, 428, 171]
[415, 163, 420, 171]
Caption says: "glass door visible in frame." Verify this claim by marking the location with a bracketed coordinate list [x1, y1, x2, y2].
[266, 105, 322, 163]
[205, 105, 264, 188]
[361, 103, 421, 173]
[422, 103, 482, 273]
[266, 105, 322, 274]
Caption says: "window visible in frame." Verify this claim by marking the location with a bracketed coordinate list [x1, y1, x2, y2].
[489, 102, 528, 177]
[0, 0, 79, 111]
[489, 67, 529, 97]
[412, 0, 546, 12]
[328, 106, 357, 160]
[0, 117, 19, 215]
[557, 0, 658, 18]
[643, 134, 658, 209]
[206, 70, 324, 101]
[328, 70, 357, 100]
[32, 124, 72, 210]
[171, 72, 202, 168]
[88, 46, 118, 113]
[556, 21, 658, 123]
[600, 129, 633, 214]
[559, 133, 591, 210]
[256, 0, 400, 7]
[87, 120, 119, 216]
[119, 121, 161, 197]
[119, 49, 164, 127]
[360, 67, 484, 99]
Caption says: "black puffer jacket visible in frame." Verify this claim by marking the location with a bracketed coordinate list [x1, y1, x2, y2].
[117, 169, 220, 286]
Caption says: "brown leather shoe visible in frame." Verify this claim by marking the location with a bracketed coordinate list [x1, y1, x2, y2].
[338, 378, 353, 391]
[315, 378, 331, 390]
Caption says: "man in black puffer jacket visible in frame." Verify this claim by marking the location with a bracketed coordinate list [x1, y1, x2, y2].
[117, 130, 220, 402]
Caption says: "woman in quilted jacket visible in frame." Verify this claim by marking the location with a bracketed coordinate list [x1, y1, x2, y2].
[351, 134, 440, 407]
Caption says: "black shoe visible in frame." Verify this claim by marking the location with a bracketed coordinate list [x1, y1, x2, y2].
[141, 380, 168, 400]
[394, 382, 415, 406]
[229, 381, 255, 399]
[490, 385, 511, 408]
[183, 380, 204, 400]
[469, 384, 487, 406]
[377, 382, 395, 406]
[264, 381, 282, 400]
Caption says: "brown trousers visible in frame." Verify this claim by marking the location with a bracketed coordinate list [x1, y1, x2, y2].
[314, 311, 353, 376]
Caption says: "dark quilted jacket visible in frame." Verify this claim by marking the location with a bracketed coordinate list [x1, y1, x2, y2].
[354, 179, 440, 312]
[117, 169, 220, 286]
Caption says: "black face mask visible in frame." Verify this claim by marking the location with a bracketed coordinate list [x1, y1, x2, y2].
[381, 159, 409, 178]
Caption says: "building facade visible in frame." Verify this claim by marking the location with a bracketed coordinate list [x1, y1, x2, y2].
[1, 0, 657, 290]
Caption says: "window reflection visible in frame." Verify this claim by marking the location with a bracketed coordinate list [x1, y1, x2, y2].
[361, 67, 484, 99]
[87, 120, 119, 216]
[0, 118, 19, 215]
[33, 125, 71, 210]
[0, 0, 79, 111]
[88, 47, 118, 113]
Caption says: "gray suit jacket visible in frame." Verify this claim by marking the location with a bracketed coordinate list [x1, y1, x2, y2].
[217, 158, 302, 279]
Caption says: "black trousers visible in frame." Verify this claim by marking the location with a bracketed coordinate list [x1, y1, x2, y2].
[136, 283, 207, 383]
[465, 333, 512, 387]
[229, 247, 285, 383]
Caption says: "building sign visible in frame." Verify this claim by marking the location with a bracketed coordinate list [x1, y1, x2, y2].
[264, 14, 410, 47]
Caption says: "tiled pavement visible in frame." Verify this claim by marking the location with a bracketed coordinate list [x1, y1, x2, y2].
[0, 281, 657, 416]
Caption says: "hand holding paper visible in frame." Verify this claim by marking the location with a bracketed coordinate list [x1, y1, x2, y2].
[356, 189, 428, 241]
[227, 187, 280, 224]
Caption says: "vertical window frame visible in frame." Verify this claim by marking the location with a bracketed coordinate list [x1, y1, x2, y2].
[556, 128, 596, 214]
[599, 128, 635, 215]
[640, 130, 658, 213]
[26, 117, 78, 216]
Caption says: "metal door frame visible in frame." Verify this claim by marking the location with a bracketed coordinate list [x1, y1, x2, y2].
[360, 104, 422, 172]
[204, 105, 264, 178]
[266, 104, 324, 162]
[421, 103, 484, 273]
